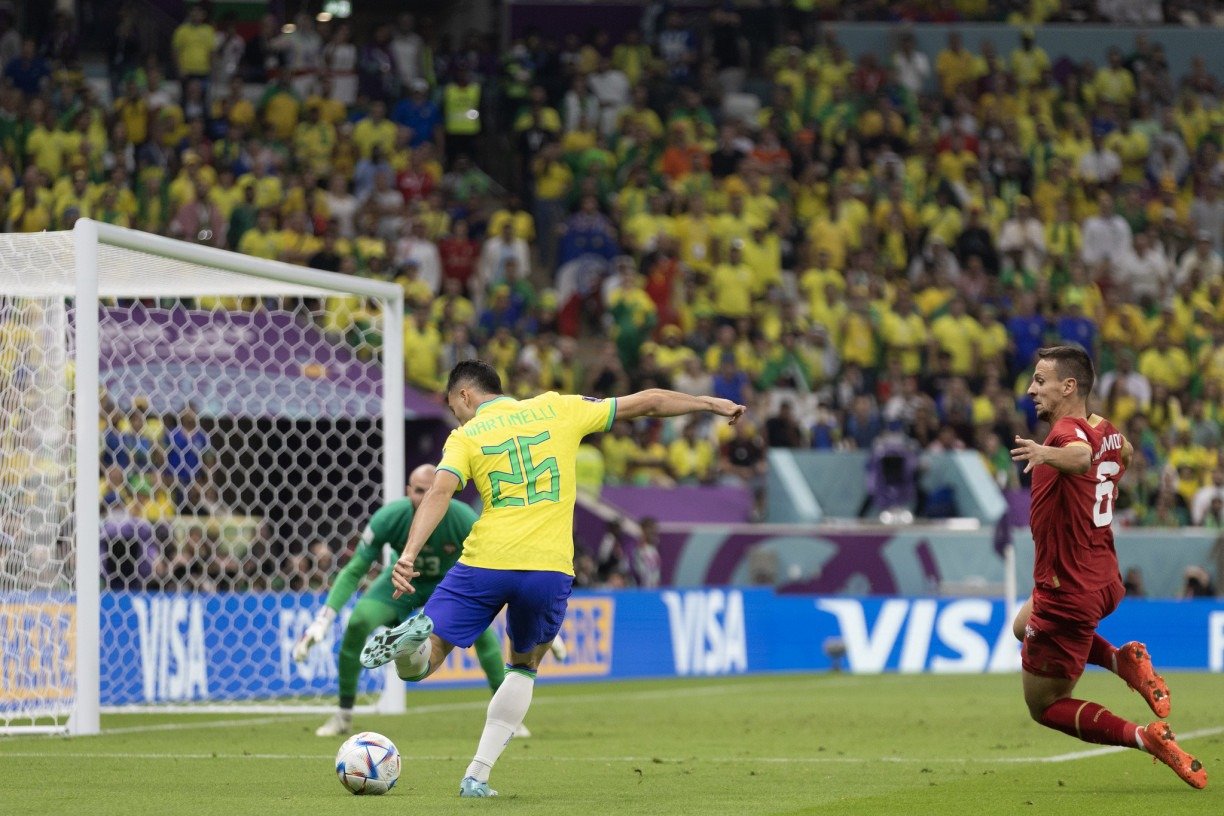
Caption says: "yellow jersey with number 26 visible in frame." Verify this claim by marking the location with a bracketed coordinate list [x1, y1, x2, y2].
[438, 392, 617, 574]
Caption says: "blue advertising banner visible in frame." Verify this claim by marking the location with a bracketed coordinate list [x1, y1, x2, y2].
[100, 592, 385, 705]
[96, 591, 1224, 706]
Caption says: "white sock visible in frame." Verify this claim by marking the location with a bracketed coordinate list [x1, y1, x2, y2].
[1136, 725, 1148, 751]
[394, 638, 432, 681]
[465, 670, 535, 782]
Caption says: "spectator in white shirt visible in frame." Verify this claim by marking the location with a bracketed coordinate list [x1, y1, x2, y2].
[274, 12, 323, 97]
[1191, 468, 1224, 526]
[1175, 230, 1224, 287]
[1077, 132, 1122, 185]
[892, 31, 930, 95]
[634, 517, 662, 589]
[1097, 350, 1152, 409]
[1146, 115, 1189, 185]
[476, 220, 531, 306]
[562, 73, 600, 133]
[393, 219, 441, 294]
[1190, 179, 1224, 254]
[1081, 192, 1133, 266]
[588, 56, 630, 137]
[998, 195, 1046, 274]
[1113, 231, 1172, 301]
[390, 12, 423, 90]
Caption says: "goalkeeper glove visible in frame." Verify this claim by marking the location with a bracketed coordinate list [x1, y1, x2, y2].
[293, 606, 337, 663]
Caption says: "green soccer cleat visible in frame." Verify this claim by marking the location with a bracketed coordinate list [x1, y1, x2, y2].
[459, 777, 498, 797]
[359, 614, 434, 669]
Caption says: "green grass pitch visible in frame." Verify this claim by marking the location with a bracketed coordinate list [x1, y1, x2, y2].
[2, 673, 1220, 815]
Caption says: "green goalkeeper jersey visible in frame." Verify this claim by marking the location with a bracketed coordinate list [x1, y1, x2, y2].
[323, 497, 478, 612]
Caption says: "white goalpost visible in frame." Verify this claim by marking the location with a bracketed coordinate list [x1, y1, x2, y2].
[0, 220, 406, 734]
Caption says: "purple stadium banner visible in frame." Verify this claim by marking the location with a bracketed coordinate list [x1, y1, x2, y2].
[97, 305, 445, 420]
[599, 485, 754, 524]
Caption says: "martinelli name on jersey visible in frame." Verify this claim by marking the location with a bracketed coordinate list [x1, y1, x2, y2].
[463, 404, 560, 437]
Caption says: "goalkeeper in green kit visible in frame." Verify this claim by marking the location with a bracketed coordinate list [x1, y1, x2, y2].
[294, 464, 564, 737]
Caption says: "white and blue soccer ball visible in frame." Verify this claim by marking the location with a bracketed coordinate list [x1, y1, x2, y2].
[335, 731, 401, 795]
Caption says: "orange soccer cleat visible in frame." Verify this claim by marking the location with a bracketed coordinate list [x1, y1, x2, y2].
[1139, 721, 1207, 789]
[1115, 641, 1171, 718]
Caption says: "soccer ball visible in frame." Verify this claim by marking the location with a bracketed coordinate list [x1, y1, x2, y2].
[335, 731, 401, 795]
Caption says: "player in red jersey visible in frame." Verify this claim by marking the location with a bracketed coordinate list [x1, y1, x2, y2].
[1010, 346, 1206, 789]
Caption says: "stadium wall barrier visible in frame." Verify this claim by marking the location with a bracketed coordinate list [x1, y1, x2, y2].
[85, 590, 1224, 705]
[765, 450, 1006, 523]
[829, 23, 1224, 94]
[656, 525, 1219, 598]
[503, 9, 1224, 96]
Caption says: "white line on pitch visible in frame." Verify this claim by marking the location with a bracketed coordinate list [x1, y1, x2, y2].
[4, 726, 1220, 765]
[0, 751, 939, 763]
[54, 679, 858, 738]
[103, 716, 298, 735]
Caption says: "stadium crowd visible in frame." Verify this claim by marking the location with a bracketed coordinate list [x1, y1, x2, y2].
[3, 2, 1224, 591]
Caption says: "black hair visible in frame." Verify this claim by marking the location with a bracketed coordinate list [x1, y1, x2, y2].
[1036, 345, 1095, 398]
[446, 359, 503, 395]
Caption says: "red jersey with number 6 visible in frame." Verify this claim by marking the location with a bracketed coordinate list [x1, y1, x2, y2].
[1029, 415, 1126, 593]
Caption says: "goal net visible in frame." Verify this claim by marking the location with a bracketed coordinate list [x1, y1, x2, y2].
[0, 221, 405, 734]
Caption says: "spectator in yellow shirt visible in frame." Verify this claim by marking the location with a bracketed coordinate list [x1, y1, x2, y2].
[880, 288, 928, 376]
[928, 296, 982, 377]
[212, 76, 257, 132]
[402, 303, 444, 392]
[650, 325, 698, 377]
[710, 241, 755, 322]
[513, 85, 562, 134]
[1137, 331, 1192, 392]
[237, 209, 281, 260]
[258, 76, 302, 141]
[7, 173, 52, 232]
[742, 222, 781, 296]
[601, 421, 637, 484]
[294, 105, 337, 176]
[1090, 48, 1135, 108]
[172, 5, 215, 88]
[935, 31, 979, 97]
[353, 100, 398, 159]
[487, 194, 537, 242]
[703, 323, 754, 373]
[668, 420, 717, 484]
[1009, 31, 1049, 89]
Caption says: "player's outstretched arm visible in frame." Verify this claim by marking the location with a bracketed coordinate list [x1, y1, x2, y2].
[391, 468, 460, 598]
[1010, 436, 1091, 474]
[616, 388, 746, 424]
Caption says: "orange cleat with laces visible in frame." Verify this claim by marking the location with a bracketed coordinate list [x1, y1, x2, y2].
[1139, 721, 1207, 789]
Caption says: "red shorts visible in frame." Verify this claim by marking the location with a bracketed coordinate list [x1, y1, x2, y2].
[1021, 581, 1124, 680]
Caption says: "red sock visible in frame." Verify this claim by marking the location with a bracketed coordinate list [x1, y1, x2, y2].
[1087, 633, 1117, 671]
[1039, 698, 1139, 747]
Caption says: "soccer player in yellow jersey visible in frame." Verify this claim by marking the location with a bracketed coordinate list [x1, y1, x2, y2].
[361, 360, 745, 797]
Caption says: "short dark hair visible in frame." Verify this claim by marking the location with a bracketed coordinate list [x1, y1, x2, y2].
[1037, 345, 1095, 398]
[446, 359, 503, 395]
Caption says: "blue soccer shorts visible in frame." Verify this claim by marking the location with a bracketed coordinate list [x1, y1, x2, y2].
[423, 563, 573, 654]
